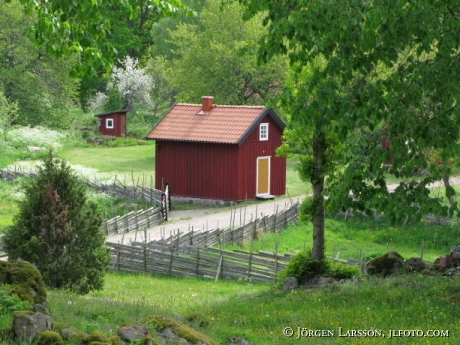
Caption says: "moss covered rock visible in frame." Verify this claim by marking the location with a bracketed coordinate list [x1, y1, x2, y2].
[13, 311, 53, 342]
[36, 331, 64, 345]
[145, 315, 219, 345]
[107, 335, 123, 345]
[85, 331, 109, 344]
[366, 252, 404, 276]
[0, 260, 47, 304]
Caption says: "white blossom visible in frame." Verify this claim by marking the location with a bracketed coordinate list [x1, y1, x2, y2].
[90, 92, 109, 114]
[108, 55, 154, 111]
[7, 126, 65, 150]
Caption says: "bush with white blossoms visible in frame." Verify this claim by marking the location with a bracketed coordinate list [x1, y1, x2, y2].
[7, 126, 66, 150]
[91, 55, 154, 113]
[109, 55, 153, 111]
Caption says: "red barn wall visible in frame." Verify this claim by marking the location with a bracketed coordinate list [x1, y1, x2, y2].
[154, 113, 286, 201]
[155, 141, 242, 200]
[99, 113, 127, 137]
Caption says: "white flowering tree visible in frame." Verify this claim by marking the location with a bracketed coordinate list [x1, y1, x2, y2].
[0, 89, 19, 141]
[107, 55, 154, 112]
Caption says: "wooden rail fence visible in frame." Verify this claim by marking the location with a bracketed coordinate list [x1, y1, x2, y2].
[107, 241, 291, 283]
[158, 202, 299, 248]
[107, 202, 300, 282]
[103, 206, 165, 235]
[84, 177, 164, 205]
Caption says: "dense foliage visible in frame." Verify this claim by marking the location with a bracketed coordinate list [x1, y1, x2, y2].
[166, 0, 287, 105]
[0, 1, 79, 128]
[235, 0, 460, 260]
[3, 153, 111, 294]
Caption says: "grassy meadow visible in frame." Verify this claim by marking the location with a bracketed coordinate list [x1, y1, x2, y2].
[1, 125, 460, 344]
[2, 269, 456, 344]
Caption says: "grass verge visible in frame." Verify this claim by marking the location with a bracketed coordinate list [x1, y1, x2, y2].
[31, 272, 459, 344]
[224, 215, 460, 262]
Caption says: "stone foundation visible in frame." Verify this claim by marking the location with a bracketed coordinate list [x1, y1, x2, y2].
[171, 196, 235, 207]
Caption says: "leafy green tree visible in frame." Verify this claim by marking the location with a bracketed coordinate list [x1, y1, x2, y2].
[3, 153, 112, 294]
[236, 0, 460, 260]
[0, 1, 79, 128]
[166, 0, 287, 105]
[0, 89, 18, 141]
[145, 55, 176, 119]
[6, 0, 193, 75]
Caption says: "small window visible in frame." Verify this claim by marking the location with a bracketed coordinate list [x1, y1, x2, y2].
[260, 123, 269, 141]
[106, 118, 114, 129]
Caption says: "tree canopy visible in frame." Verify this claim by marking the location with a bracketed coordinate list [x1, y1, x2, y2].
[6, 0, 194, 75]
[165, 0, 287, 105]
[235, 0, 460, 259]
[0, 1, 79, 127]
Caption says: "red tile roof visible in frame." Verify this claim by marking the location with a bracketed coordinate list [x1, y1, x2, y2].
[146, 103, 283, 145]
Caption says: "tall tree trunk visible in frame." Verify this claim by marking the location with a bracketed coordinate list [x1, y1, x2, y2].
[442, 174, 456, 207]
[311, 132, 327, 261]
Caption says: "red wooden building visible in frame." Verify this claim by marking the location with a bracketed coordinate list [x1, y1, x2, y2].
[146, 96, 286, 201]
[95, 110, 127, 137]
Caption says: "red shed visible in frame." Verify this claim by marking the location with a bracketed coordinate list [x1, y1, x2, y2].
[95, 110, 127, 137]
[146, 96, 286, 201]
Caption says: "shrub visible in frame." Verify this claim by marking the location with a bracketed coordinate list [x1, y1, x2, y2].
[279, 249, 328, 284]
[0, 285, 29, 314]
[3, 152, 112, 294]
[279, 249, 360, 284]
[327, 261, 360, 279]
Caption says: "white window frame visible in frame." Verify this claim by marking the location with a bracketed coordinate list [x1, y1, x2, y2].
[259, 123, 269, 141]
[106, 118, 114, 129]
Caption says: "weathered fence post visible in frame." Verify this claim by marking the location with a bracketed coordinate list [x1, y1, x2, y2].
[196, 247, 200, 276]
[168, 247, 174, 274]
[273, 206, 278, 232]
[274, 238, 280, 283]
[215, 254, 223, 283]
[161, 193, 168, 222]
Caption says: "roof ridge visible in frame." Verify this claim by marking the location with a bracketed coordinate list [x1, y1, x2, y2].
[176, 103, 266, 108]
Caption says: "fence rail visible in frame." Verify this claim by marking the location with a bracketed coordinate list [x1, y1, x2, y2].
[159, 202, 299, 248]
[103, 206, 165, 235]
[84, 178, 164, 205]
[107, 241, 291, 283]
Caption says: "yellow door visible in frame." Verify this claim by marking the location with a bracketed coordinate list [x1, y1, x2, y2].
[257, 157, 270, 195]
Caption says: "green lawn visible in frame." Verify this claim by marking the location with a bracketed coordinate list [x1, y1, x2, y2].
[60, 144, 156, 183]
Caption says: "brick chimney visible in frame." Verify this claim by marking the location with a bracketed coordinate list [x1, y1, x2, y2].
[201, 96, 214, 113]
